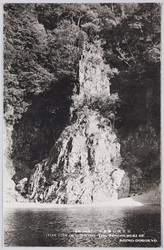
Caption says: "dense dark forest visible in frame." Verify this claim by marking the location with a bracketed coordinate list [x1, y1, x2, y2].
[4, 3, 160, 197]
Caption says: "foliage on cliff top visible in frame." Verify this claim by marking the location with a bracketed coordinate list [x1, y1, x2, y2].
[4, 3, 160, 125]
[3, 3, 161, 191]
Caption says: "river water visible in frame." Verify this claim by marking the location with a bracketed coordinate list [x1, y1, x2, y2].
[3, 204, 161, 247]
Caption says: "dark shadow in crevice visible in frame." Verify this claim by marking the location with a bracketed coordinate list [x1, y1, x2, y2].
[11, 78, 74, 183]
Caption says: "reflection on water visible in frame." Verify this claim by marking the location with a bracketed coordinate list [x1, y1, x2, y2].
[4, 205, 161, 247]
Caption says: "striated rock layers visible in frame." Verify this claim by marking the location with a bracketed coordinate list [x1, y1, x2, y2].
[25, 42, 130, 204]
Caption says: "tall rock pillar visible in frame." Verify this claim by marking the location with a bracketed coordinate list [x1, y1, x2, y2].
[26, 42, 130, 204]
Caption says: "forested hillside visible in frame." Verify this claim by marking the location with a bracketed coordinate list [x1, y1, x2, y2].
[3, 3, 160, 202]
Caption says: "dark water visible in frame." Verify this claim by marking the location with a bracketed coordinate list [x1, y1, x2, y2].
[4, 205, 161, 247]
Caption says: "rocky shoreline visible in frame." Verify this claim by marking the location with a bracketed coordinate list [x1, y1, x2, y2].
[4, 184, 161, 208]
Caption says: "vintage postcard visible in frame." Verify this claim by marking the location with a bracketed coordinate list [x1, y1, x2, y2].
[3, 2, 161, 247]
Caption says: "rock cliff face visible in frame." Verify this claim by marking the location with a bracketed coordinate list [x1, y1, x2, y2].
[25, 43, 130, 204]
[79, 44, 110, 97]
[3, 117, 26, 203]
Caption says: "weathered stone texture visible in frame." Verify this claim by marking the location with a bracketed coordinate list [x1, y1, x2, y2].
[26, 44, 130, 203]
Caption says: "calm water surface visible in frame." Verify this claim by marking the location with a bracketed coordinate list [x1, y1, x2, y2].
[4, 205, 161, 247]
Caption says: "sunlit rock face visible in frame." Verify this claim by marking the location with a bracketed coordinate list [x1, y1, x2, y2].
[79, 43, 111, 98]
[26, 43, 130, 204]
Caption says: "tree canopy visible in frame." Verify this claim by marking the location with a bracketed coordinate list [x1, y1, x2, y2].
[3, 3, 161, 191]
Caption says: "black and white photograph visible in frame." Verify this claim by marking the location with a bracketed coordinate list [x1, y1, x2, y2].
[3, 2, 161, 247]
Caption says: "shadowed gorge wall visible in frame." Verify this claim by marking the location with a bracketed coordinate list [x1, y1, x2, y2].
[11, 79, 74, 183]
